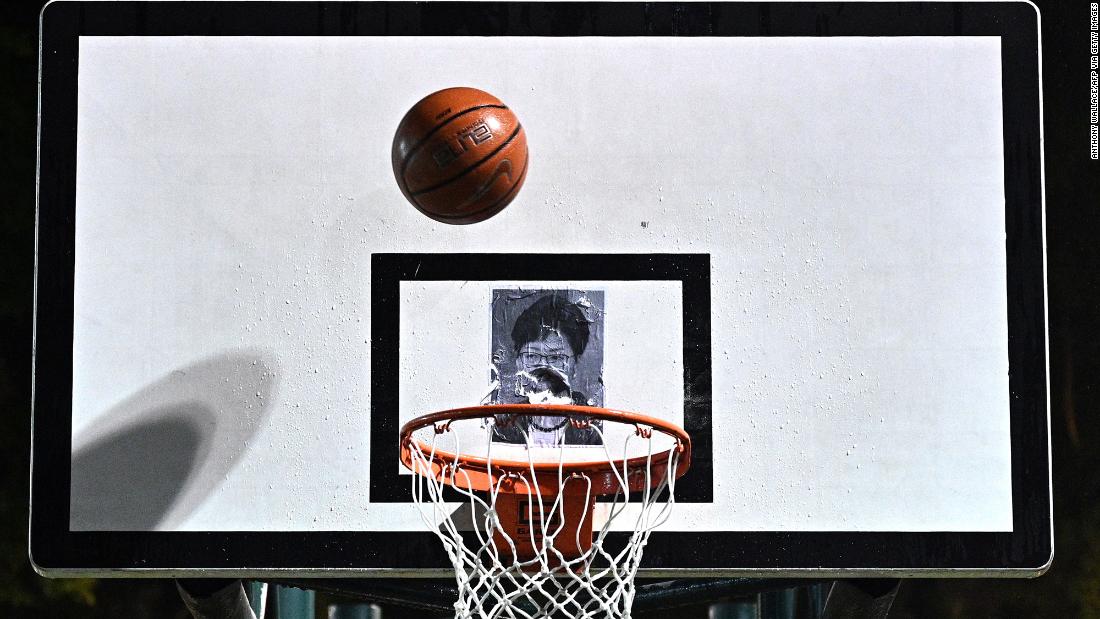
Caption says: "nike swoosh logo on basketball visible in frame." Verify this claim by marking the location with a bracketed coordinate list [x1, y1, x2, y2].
[455, 158, 513, 210]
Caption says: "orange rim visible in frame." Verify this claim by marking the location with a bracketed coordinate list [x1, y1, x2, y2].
[399, 404, 692, 496]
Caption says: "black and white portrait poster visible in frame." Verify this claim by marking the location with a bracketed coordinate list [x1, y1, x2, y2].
[487, 289, 605, 446]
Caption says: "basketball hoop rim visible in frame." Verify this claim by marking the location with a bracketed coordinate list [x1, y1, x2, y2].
[399, 404, 692, 494]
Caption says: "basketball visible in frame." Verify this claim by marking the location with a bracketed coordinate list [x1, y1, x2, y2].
[391, 87, 529, 224]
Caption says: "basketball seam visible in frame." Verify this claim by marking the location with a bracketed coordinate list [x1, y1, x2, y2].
[426, 147, 528, 221]
[409, 124, 524, 198]
[398, 104, 509, 192]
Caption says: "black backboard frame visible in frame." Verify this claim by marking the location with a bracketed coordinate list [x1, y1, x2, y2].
[32, 1, 1050, 576]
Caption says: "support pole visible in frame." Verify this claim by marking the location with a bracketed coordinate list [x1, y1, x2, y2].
[709, 597, 759, 619]
[328, 603, 383, 619]
[273, 585, 315, 619]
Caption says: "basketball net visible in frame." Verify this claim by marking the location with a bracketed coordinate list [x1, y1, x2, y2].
[401, 405, 691, 619]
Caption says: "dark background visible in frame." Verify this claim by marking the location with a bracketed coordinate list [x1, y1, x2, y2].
[2, 1, 1097, 617]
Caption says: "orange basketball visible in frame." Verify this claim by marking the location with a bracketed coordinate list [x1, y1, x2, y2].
[391, 87, 529, 224]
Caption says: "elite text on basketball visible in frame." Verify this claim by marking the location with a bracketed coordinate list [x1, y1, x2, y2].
[431, 121, 494, 168]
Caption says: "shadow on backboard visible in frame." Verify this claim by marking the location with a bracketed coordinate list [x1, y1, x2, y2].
[69, 349, 279, 531]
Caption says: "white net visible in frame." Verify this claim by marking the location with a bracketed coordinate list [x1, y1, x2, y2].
[404, 413, 686, 619]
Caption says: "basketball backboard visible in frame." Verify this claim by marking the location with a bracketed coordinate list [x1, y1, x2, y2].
[31, 1, 1051, 577]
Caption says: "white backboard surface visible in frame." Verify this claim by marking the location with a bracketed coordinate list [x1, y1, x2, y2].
[69, 34, 1012, 535]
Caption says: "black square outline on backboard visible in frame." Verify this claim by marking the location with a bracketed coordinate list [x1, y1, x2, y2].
[32, 1, 1049, 574]
[368, 253, 714, 504]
